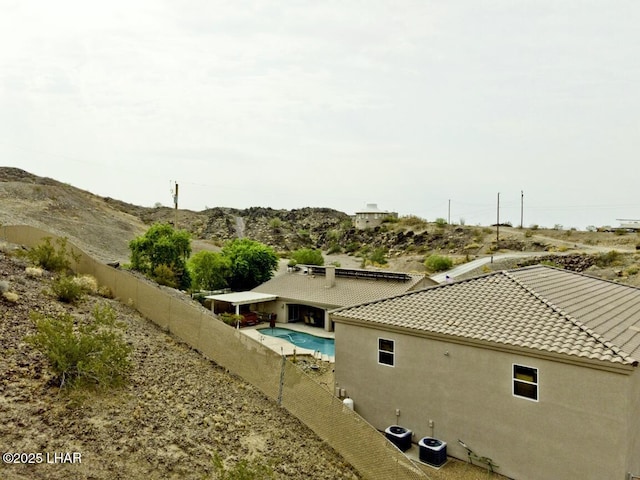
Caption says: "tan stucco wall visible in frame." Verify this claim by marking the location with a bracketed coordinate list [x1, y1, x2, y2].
[628, 367, 640, 476]
[334, 322, 638, 480]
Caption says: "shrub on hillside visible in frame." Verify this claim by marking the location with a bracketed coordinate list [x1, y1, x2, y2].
[25, 266, 44, 277]
[326, 242, 342, 255]
[399, 215, 428, 229]
[212, 453, 274, 480]
[51, 275, 85, 303]
[26, 304, 132, 389]
[268, 218, 282, 232]
[344, 241, 360, 254]
[435, 218, 448, 228]
[596, 250, 622, 267]
[3, 291, 19, 303]
[289, 248, 324, 266]
[26, 237, 79, 273]
[153, 264, 179, 288]
[129, 223, 192, 290]
[73, 274, 99, 294]
[424, 254, 453, 272]
[368, 248, 388, 265]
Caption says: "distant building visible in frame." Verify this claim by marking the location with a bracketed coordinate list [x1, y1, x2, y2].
[354, 203, 397, 230]
[617, 219, 640, 232]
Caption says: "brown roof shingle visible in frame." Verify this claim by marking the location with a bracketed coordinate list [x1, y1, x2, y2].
[331, 265, 640, 366]
[253, 268, 428, 308]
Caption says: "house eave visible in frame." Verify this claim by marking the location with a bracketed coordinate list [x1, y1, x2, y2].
[332, 315, 638, 375]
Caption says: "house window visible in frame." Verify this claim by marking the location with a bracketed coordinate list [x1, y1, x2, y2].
[513, 364, 538, 401]
[378, 338, 395, 366]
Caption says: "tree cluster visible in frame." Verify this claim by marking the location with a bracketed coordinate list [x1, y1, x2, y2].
[129, 223, 279, 292]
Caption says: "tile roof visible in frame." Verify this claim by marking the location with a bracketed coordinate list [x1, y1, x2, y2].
[252, 268, 427, 308]
[331, 265, 640, 366]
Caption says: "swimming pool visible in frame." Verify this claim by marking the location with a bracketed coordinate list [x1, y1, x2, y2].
[258, 327, 335, 357]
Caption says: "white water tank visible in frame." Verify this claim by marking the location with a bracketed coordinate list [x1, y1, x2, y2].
[342, 397, 354, 410]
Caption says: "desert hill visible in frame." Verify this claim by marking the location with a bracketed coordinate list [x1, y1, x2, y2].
[1, 166, 639, 284]
[1, 167, 639, 480]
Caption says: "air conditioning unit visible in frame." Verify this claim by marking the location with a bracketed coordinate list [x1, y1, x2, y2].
[418, 437, 447, 467]
[384, 425, 412, 452]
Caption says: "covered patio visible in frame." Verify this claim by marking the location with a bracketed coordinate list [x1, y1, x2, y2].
[205, 291, 278, 326]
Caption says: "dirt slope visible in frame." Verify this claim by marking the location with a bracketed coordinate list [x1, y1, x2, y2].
[0, 247, 360, 480]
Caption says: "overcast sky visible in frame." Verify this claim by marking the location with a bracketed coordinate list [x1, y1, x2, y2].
[1, 1, 639, 229]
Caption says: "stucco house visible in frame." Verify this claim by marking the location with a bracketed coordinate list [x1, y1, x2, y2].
[250, 265, 434, 332]
[330, 265, 640, 479]
[354, 203, 398, 230]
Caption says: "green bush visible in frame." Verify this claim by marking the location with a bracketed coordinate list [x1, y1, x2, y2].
[368, 248, 388, 265]
[129, 223, 192, 290]
[219, 313, 243, 326]
[26, 237, 79, 273]
[51, 275, 85, 303]
[153, 264, 179, 288]
[399, 215, 428, 229]
[26, 304, 132, 389]
[212, 453, 273, 480]
[424, 255, 453, 272]
[289, 248, 324, 266]
[344, 242, 360, 254]
[221, 238, 279, 290]
[268, 218, 282, 232]
[326, 242, 342, 255]
[188, 250, 231, 291]
[596, 250, 621, 267]
[435, 218, 448, 228]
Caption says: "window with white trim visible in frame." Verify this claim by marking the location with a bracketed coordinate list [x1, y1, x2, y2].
[378, 338, 395, 366]
[513, 364, 538, 401]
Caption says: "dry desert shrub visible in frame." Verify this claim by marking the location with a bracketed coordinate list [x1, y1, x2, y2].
[25, 266, 44, 277]
[3, 291, 19, 303]
[73, 274, 99, 294]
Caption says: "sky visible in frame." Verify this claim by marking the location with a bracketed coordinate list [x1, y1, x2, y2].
[1, 1, 639, 230]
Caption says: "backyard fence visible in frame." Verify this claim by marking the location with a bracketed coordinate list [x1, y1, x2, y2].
[1, 225, 429, 480]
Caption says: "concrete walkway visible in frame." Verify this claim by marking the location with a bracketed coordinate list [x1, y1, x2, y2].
[430, 252, 551, 283]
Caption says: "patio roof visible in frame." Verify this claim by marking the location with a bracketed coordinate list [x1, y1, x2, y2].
[205, 291, 277, 306]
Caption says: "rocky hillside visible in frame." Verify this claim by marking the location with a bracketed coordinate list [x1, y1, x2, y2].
[1, 167, 639, 285]
[0, 243, 360, 480]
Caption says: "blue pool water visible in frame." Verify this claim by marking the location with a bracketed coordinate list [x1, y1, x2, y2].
[258, 327, 335, 356]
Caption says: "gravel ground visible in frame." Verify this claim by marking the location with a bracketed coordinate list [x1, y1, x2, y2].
[0, 249, 361, 480]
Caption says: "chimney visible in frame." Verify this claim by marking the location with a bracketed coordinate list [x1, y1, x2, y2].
[325, 265, 336, 288]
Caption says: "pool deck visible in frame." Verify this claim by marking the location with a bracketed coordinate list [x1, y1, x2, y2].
[240, 323, 335, 363]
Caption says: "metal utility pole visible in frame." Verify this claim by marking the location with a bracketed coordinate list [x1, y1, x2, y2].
[496, 192, 500, 247]
[520, 190, 524, 229]
[172, 182, 179, 229]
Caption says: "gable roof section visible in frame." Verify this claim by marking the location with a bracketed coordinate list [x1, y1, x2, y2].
[331, 265, 640, 367]
[507, 266, 640, 361]
[252, 269, 427, 309]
